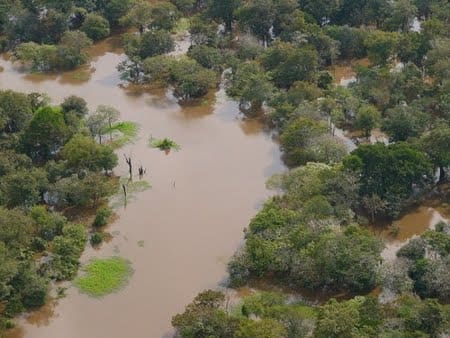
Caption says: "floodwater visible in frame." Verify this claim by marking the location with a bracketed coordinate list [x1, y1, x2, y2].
[373, 204, 450, 261]
[0, 37, 285, 338]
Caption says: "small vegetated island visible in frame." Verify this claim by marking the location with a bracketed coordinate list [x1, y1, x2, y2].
[0, 0, 449, 337]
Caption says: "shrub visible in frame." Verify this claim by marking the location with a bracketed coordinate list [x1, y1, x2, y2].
[81, 14, 111, 41]
[93, 207, 113, 227]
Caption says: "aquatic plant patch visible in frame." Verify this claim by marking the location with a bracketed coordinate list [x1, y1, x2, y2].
[149, 136, 181, 152]
[74, 257, 133, 297]
[108, 121, 140, 148]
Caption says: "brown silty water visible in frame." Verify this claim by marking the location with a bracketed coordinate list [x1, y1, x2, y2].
[0, 37, 285, 338]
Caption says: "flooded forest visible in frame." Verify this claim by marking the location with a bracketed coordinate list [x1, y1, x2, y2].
[0, 0, 449, 337]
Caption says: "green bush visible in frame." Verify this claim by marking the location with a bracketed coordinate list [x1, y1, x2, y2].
[81, 14, 111, 41]
[93, 207, 113, 227]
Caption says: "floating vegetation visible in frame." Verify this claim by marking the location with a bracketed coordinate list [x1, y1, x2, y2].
[137, 240, 145, 248]
[74, 257, 133, 297]
[108, 121, 140, 148]
[149, 136, 181, 153]
[109, 178, 151, 209]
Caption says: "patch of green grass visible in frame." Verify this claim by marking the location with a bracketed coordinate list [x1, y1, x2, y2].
[109, 179, 152, 209]
[108, 121, 140, 148]
[74, 257, 133, 297]
[149, 137, 181, 152]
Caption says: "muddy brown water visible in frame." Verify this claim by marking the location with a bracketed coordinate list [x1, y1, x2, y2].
[0, 39, 285, 338]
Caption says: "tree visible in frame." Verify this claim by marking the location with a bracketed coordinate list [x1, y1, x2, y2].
[382, 105, 428, 142]
[354, 105, 381, 138]
[226, 61, 275, 112]
[21, 106, 70, 162]
[104, 0, 132, 25]
[61, 134, 118, 174]
[148, 1, 180, 31]
[314, 298, 360, 338]
[50, 172, 117, 208]
[364, 31, 400, 65]
[237, 0, 275, 46]
[172, 290, 239, 337]
[61, 95, 88, 119]
[420, 127, 450, 182]
[96, 105, 120, 141]
[279, 117, 328, 167]
[139, 30, 175, 59]
[81, 13, 110, 41]
[261, 42, 319, 88]
[56, 30, 92, 69]
[208, 0, 241, 33]
[120, 0, 154, 34]
[385, 0, 418, 32]
[0, 90, 33, 133]
[0, 168, 48, 208]
[344, 142, 433, 217]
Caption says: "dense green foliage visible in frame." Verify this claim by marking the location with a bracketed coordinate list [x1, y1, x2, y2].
[173, 290, 450, 338]
[0, 91, 125, 332]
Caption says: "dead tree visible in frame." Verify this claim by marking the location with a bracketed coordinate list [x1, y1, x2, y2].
[124, 154, 133, 180]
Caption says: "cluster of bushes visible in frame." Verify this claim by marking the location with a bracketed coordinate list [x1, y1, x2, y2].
[173, 290, 450, 338]
[0, 90, 127, 332]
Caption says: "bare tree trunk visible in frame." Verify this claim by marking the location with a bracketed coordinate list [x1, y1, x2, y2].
[124, 154, 133, 180]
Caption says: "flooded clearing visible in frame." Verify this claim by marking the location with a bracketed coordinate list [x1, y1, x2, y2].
[1, 38, 285, 338]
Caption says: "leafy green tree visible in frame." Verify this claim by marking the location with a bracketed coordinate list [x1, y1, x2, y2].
[0, 90, 33, 133]
[420, 127, 450, 182]
[354, 105, 381, 138]
[208, 0, 241, 33]
[261, 42, 319, 88]
[52, 172, 117, 208]
[364, 30, 400, 65]
[21, 106, 70, 162]
[61, 95, 88, 119]
[172, 290, 240, 338]
[104, 0, 132, 25]
[226, 61, 275, 112]
[344, 142, 433, 217]
[314, 298, 360, 338]
[81, 13, 110, 41]
[0, 168, 48, 208]
[237, 0, 275, 45]
[385, 0, 418, 32]
[61, 134, 117, 173]
[187, 45, 222, 69]
[382, 105, 428, 142]
[279, 117, 328, 167]
[120, 0, 154, 34]
[139, 30, 175, 59]
[148, 1, 180, 31]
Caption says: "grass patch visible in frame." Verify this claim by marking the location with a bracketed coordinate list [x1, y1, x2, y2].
[149, 137, 181, 152]
[109, 178, 151, 209]
[74, 257, 133, 297]
[108, 121, 140, 148]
